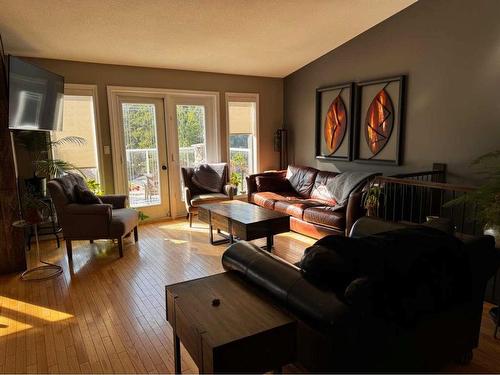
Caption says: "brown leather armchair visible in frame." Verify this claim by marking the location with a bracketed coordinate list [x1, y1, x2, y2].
[47, 174, 139, 260]
[181, 163, 235, 227]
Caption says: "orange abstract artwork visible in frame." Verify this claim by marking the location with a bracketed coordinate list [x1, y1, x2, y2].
[365, 89, 394, 156]
[324, 95, 347, 155]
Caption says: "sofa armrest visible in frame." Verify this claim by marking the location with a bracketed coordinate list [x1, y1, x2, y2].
[222, 241, 349, 332]
[246, 170, 287, 201]
[66, 203, 113, 216]
[345, 191, 366, 236]
[224, 184, 236, 199]
[99, 194, 128, 209]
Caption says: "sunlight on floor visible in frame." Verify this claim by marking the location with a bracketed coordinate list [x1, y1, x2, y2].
[0, 296, 73, 322]
[0, 316, 32, 337]
[164, 238, 188, 245]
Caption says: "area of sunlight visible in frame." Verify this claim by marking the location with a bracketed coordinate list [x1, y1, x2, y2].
[0, 296, 74, 323]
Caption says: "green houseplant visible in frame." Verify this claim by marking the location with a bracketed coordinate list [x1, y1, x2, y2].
[230, 152, 247, 192]
[444, 150, 500, 244]
[229, 172, 242, 195]
[363, 184, 382, 217]
[15, 131, 86, 196]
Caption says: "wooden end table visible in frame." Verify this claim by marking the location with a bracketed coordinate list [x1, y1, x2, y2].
[166, 272, 297, 374]
[198, 200, 290, 251]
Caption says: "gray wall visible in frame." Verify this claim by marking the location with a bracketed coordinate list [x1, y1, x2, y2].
[284, 0, 500, 184]
[22, 58, 283, 193]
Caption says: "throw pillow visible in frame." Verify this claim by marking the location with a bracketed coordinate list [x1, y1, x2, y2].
[74, 185, 103, 204]
[255, 176, 292, 192]
[299, 237, 359, 291]
[191, 164, 226, 193]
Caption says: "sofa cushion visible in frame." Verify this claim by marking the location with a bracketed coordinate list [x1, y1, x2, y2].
[274, 199, 325, 219]
[310, 171, 340, 206]
[251, 192, 300, 209]
[255, 175, 293, 192]
[109, 208, 139, 238]
[191, 193, 229, 207]
[303, 206, 346, 230]
[286, 165, 319, 198]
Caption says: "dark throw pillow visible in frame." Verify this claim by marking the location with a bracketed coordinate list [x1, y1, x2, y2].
[299, 236, 359, 292]
[74, 185, 102, 204]
[255, 176, 292, 192]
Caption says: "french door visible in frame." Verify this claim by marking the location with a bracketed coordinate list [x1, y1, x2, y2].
[109, 88, 219, 220]
[115, 96, 171, 219]
[166, 96, 217, 217]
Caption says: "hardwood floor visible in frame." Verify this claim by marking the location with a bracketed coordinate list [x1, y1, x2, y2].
[0, 218, 499, 373]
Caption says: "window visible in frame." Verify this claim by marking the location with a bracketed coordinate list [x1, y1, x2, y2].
[52, 86, 101, 186]
[226, 94, 258, 193]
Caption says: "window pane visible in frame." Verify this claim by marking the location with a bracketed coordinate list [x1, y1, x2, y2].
[176, 105, 207, 198]
[122, 103, 161, 208]
[228, 101, 256, 193]
[53, 95, 99, 181]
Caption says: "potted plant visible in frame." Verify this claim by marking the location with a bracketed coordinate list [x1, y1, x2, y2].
[230, 152, 247, 193]
[363, 184, 382, 217]
[229, 172, 242, 195]
[15, 131, 86, 196]
[21, 192, 49, 225]
[444, 150, 500, 245]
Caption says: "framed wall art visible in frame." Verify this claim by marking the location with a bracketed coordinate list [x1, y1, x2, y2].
[315, 82, 354, 161]
[353, 75, 406, 165]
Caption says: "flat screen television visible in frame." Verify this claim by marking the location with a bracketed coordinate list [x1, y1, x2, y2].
[8, 56, 64, 131]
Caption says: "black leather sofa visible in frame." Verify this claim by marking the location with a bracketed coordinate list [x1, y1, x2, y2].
[221, 217, 499, 372]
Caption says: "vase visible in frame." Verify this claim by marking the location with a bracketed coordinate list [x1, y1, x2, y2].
[484, 223, 500, 247]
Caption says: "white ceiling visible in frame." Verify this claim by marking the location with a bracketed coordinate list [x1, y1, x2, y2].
[0, 0, 416, 78]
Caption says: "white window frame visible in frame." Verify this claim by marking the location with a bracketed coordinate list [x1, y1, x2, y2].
[58, 83, 104, 189]
[225, 92, 260, 188]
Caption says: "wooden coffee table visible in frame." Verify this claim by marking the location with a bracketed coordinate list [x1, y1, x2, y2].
[166, 272, 297, 373]
[198, 200, 290, 251]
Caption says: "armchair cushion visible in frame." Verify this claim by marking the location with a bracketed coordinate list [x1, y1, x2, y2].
[191, 193, 229, 207]
[74, 185, 103, 205]
[109, 208, 139, 238]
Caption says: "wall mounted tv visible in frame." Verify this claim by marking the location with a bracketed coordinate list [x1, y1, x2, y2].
[8, 56, 64, 131]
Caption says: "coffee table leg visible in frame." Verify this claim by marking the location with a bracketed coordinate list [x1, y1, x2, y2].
[209, 224, 214, 244]
[266, 235, 274, 252]
[174, 332, 181, 374]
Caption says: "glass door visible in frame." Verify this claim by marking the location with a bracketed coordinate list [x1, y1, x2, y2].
[166, 96, 216, 217]
[118, 97, 170, 219]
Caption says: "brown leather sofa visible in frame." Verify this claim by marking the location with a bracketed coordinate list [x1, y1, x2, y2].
[247, 165, 374, 238]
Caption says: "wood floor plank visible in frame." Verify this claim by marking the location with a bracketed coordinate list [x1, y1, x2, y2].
[0, 218, 498, 373]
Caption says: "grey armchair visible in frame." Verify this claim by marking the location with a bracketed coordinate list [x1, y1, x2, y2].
[47, 173, 139, 260]
[181, 163, 235, 227]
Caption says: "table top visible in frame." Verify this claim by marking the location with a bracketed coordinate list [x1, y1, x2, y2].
[198, 200, 289, 225]
[166, 271, 295, 348]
